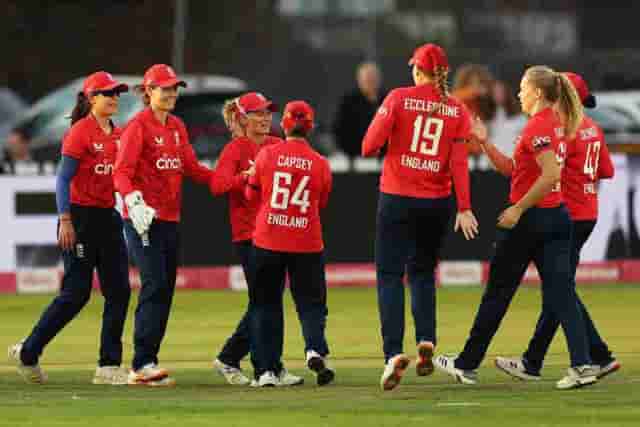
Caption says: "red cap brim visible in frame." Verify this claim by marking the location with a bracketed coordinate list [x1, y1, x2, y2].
[154, 78, 188, 89]
[103, 82, 129, 93]
[246, 101, 278, 113]
[86, 82, 129, 96]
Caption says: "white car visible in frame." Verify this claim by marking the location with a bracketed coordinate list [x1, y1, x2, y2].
[592, 91, 640, 144]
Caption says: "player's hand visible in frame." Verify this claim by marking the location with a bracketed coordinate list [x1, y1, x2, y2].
[497, 205, 523, 229]
[471, 117, 488, 142]
[58, 218, 76, 251]
[241, 160, 255, 177]
[125, 191, 156, 236]
[454, 209, 479, 240]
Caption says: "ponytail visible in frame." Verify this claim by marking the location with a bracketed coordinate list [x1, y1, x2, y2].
[525, 65, 584, 138]
[556, 73, 584, 138]
[433, 66, 450, 103]
[70, 92, 91, 125]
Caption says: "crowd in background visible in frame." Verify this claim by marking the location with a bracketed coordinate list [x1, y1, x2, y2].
[331, 61, 526, 160]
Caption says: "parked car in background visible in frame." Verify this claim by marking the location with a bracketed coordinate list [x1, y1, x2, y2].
[593, 91, 640, 145]
[10, 75, 248, 163]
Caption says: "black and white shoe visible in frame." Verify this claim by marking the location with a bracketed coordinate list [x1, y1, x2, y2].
[433, 355, 477, 385]
[495, 357, 541, 381]
[306, 350, 335, 386]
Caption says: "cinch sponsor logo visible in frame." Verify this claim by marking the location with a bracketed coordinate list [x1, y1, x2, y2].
[156, 157, 182, 170]
[94, 163, 114, 175]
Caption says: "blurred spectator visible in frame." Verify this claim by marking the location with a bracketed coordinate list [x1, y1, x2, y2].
[1, 128, 33, 174]
[489, 80, 526, 157]
[452, 64, 496, 155]
[333, 61, 386, 157]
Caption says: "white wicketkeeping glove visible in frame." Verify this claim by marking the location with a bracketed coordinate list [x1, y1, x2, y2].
[125, 191, 156, 236]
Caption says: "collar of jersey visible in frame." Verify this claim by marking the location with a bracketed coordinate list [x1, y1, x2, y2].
[142, 107, 177, 129]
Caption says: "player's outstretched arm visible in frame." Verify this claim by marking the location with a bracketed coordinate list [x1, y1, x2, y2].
[480, 140, 514, 177]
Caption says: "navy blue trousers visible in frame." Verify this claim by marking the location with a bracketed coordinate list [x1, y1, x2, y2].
[455, 205, 592, 370]
[375, 192, 452, 362]
[124, 220, 179, 371]
[217, 241, 258, 369]
[248, 247, 329, 377]
[21, 206, 130, 367]
[523, 220, 613, 372]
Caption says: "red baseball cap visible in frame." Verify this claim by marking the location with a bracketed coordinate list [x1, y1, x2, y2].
[83, 71, 128, 97]
[143, 64, 187, 88]
[236, 92, 278, 115]
[281, 100, 314, 133]
[408, 43, 449, 72]
[564, 72, 596, 109]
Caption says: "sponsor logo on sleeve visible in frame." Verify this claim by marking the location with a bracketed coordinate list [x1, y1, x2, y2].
[532, 135, 551, 151]
[377, 106, 389, 116]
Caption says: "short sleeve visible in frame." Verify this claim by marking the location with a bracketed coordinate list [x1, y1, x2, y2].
[61, 125, 88, 160]
[521, 122, 555, 156]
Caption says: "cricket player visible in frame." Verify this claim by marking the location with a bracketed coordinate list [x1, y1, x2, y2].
[246, 100, 335, 387]
[114, 64, 216, 386]
[210, 93, 302, 387]
[434, 66, 599, 390]
[9, 72, 131, 385]
[361, 43, 478, 391]
[494, 72, 620, 381]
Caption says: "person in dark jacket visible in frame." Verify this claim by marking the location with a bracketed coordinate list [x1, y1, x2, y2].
[333, 62, 386, 158]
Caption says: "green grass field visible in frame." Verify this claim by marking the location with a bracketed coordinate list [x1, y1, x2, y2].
[1, 286, 639, 427]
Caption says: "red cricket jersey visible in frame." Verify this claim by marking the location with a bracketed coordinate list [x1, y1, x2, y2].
[248, 138, 332, 253]
[210, 135, 281, 242]
[562, 116, 615, 221]
[510, 107, 565, 208]
[361, 84, 472, 211]
[114, 108, 212, 222]
[61, 114, 121, 209]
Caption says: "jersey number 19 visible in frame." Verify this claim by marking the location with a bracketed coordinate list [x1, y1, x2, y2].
[410, 115, 443, 156]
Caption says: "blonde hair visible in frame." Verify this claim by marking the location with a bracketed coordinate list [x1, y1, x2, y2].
[417, 66, 449, 103]
[222, 97, 240, 131]
[525, 65, 584, 138]
[433, 66, 450, 102]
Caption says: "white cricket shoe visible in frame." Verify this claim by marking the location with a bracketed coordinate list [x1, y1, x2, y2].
[127, 363, 170, 385]
[276, 368, 304, 386]
[380, 353, 410, 391]
[8, 341, 47, 384]
[415, 341, 435, 377]
[556, 365, 598, 390]
[257, 371, 278, 387]
[214, 358, 251, 386]
[433, 355, 477, 385]
[306, 350, 335, 386]
[495, 357, 541, 381]
[597, 359, 621, 379]
[92, 366, 129, 385]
